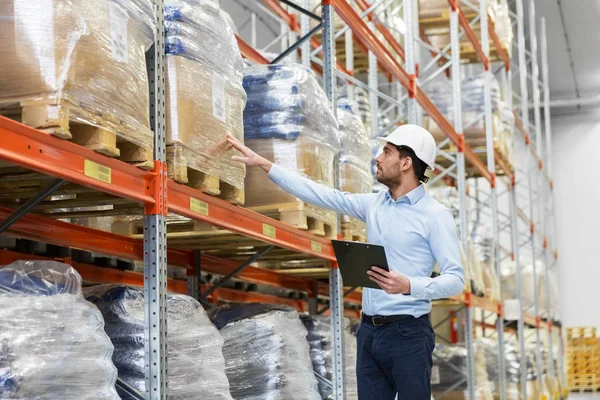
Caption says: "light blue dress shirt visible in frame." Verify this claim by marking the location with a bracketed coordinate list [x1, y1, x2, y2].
[268, 163, 465, 317]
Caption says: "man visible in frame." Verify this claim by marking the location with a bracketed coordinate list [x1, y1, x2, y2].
[226, 124, 464, 400]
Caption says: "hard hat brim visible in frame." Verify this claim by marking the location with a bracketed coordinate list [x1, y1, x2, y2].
[376, 136, 434, 170]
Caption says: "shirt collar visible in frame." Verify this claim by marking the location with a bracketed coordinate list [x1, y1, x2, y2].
[385, 184, 426, 205]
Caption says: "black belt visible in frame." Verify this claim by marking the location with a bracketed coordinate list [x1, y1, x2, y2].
[362, 314, 413, 327]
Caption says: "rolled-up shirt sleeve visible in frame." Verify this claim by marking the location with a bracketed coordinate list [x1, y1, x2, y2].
[410, 209, 465, 300]
[268, 163, 373, 222]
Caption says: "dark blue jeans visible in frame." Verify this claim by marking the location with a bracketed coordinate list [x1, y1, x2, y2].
[356, 315, 435, 400]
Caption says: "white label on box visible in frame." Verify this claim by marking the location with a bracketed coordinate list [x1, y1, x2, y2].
[431, 365, 440, 385]
[212, 72, 226, 122]
[109, 2, 129, 63]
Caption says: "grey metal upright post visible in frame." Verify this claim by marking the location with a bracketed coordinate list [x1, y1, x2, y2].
[412, 0, 423, 125]
[540, 18, 557, 395]
[322, 3, 344, 399]
[528, 2, 545, 394]
[404, 0, 417, 124]
[368, 22, 378, 139]
[450, 6, 476, 399]
[345, 0, 355, 101]
[251, 13, 258, 49]
[479, 2, 506, 399]
[301, 0, 311, 67]
[145, 0, 168, 398]
[515, 0, 530, 397]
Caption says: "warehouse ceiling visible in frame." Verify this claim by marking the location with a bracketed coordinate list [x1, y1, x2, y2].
[525, 0, 600, 106]
[222, 0, 600, 108]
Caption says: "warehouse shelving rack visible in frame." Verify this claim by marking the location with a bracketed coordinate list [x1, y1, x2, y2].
[0, 1, 564, 400]
[238, 0, 564, 399]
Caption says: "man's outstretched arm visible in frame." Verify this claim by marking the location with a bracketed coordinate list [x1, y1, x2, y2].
[227, 134, 374, 221]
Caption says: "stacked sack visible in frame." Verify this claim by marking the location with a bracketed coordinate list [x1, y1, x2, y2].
[0, 0, 155, 156]
[337, 99, 373, 241]
[242, 64, 340, 210]
[424, 74, 515, 167]
[85, 284, 232, 400]
[0, 260, 119, 399]
[164, 0, 246, 203]
[300, 315, 359, 400]
[209, 303, 321, 400]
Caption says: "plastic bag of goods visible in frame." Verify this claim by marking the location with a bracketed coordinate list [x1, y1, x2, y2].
[431, 342, 493, 400]
[209, 303, 321, 400]
[0, 260, 119, 399]
[164, 0, 246, 204]
[301, 314, 359, 400]
[424, 74, 502, 148]
[0, 0, 155, 154]
[338, 86, 373, 138]
[85, 284, 232, 400]
[337, 99, 373, 241]
[242, 64, 341, 208]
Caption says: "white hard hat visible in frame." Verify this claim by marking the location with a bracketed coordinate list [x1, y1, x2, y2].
[377, 124, 437, 170]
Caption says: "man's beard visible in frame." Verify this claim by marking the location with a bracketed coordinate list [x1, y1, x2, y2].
[376, 167, 401, 189]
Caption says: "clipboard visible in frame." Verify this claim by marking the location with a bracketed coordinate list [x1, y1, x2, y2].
[331, 240, 389, 289]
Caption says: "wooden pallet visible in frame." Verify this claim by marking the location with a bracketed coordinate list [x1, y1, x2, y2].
[341, 216, 367, 243]
[567, 327, 597, 340]
[248, 202, 338, 239]
[419, 8, 479, 31]
[166, 145, 244, 205]
[3, 98, 154, 170]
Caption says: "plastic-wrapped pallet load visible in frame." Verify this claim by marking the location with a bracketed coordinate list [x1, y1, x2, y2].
[338, 86, 373, 138]
[242, 64, 341, 232]
[0, 260, 119, 399]
[164, 0, 246, 203]
[300, 315, 359, 400]
[209, 303, 321, 400]
[424, 74, 515, 167]
[337, 100, 373, 241]
[85, 284, 232, 400]
[0, 0, 155, 161]
[431, 341, 493, 400]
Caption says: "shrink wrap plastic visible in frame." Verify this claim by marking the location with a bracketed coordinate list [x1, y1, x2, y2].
[242, 64, 340, 207]
[164, 0, 246, 194]
[0, 0, 155, 147]
[300, 315, 359, 400]
[424, 74, 514, 165]
[337, 100, 373, 239]
[209, 304, 321, 400]
[85, 284, 232, 400]
[432, 341, 493, 399]
[0, 260, 119, 399]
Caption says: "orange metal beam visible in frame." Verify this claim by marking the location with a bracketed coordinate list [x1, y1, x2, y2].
[201, 284, 307, 310]
[0, 205, 191, 266]
[236, 35, 270, 64]
[0, 116, 154, 205]
[487, 13, 510, 71]
[355, 0, 405, 61]
[332, 0, 491, 181]
[449, 1, 489, 69]
[168, 181, 336, 261]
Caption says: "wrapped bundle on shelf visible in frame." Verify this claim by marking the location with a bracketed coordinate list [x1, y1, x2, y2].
[425, 74, 515, 170]
[300, 315, 359, 400]
[0, 0, 155, 164]
[337, 99, 373, 242]
[164, 0, 246, 203]
[85, 284, 232, 400]
[242, 64, 340, 235]
[431, 341, 493, 399]
[338, 86, 373, 138]
[0, 260, 119, 399]
[208, 303, 321, 400]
